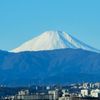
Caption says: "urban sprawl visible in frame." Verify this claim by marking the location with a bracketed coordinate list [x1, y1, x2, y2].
[1, 82, 100, 100]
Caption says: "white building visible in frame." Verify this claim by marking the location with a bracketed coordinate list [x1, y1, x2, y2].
[47, 86, 51, 90]
[18, 89, 29, 95]
[59, 92, 70, 100]
[92, 84, 95, 88]
[16, 89, 54, 100]
[95, 83, 100, 88]
[81, 89, 88, 97]
[91, 89, 100, 97]
[16, 94, 53, 100]
[79, 86, 84, 89]
[48, 89, 59, 100]
[83, 83, 89, 89]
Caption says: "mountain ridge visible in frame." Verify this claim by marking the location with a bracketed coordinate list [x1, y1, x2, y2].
[0, 48, 100, 86]
[1, 48, 100, 78]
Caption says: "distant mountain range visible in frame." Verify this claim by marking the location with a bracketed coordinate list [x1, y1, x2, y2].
[0, 49, 100, 86]
[1, 31, 100, 86]
[10, 31, 100, 53]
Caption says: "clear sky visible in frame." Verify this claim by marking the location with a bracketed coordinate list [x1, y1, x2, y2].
[0, 0, 100, 51]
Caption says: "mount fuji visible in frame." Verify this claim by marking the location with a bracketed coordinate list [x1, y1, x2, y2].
[10, 31, 100, 53]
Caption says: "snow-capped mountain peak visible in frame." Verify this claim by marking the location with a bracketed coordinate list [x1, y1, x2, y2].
[10, 31, 100, 53]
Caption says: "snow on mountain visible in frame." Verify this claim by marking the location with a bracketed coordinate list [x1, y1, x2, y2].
[10, 31, 100, 53]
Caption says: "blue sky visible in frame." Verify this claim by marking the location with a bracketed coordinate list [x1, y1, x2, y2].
[0, 0, 100, 51]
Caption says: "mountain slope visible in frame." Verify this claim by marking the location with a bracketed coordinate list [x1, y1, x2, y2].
[0, 49, 100, 86]
[1, 48, 100, 79]
[10, 31, 100, 53]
